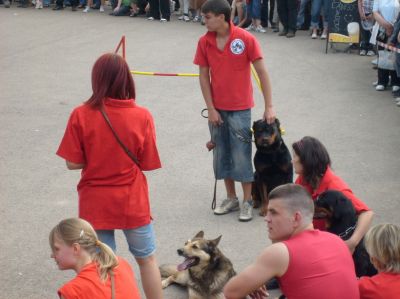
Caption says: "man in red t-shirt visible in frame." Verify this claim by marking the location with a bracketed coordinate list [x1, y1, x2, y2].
[194, 0, 276, 222]
[223, 184, 359, 299]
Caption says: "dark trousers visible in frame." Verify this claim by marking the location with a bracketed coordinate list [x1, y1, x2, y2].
[56, 0, 78, 6]
[277, 0, 297, 32]
[149, 0, 170, 20]
[378, 68, 400, 86]
[360, 28, 373, 51]
[261, 0, 276, 27]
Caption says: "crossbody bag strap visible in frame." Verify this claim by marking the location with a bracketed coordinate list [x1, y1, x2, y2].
[100, 107, 141, 168]
[110, 270, 115, 299]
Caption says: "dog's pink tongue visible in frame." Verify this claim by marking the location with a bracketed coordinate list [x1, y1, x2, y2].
[177, 258, 195, 271]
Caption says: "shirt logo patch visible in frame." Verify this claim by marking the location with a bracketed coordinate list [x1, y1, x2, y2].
[230, 39, 245, 55]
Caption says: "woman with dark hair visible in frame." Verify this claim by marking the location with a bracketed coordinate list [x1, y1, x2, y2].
[57, 53, 163, 299]
[292, 136, 374, 253]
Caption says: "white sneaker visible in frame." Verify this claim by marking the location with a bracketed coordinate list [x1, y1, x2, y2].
[178, 15, 184, 20]
[311, 32, 317, 39]
[393, 86, 400, 92]
[160, 18, 167, 22]
[192, 15, 200, 22]
[367, 50, 375, 56]
[239, 200, 253, 222]
[214, 197, 239, 215]
[147, 16, 154, 20]
[245, 24, 255, 31]
[255, 25, 266, 33]
[359, 50, 367, 56]
[99, 5, 104, 12]
[372, 81, 378, 86]
[376, 85, 385, 91]
[183, 15, 190, 22]
[83, 6, 89, 12]
[320, 32, 327, 39]
[395, 97, 400, 103]
[371, 58, 378, 65]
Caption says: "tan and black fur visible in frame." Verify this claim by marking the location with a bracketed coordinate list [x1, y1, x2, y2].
[159, 231, 236, 299]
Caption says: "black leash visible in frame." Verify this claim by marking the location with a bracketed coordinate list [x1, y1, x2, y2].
[202, 109, 219, 210]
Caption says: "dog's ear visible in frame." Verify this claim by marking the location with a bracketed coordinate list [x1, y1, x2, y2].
[209, 235, 222, 247]
[194, 231, 204, 239]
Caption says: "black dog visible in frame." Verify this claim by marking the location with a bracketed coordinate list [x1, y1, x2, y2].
[252, 119, 293, 215]
[315, 190, 377, 277]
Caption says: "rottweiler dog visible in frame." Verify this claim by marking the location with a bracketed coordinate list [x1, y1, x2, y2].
[252, 119, 293, 215]
[315, 190, 377, 277]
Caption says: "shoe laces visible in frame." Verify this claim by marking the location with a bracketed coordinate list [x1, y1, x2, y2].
[241, 201, 252, 215]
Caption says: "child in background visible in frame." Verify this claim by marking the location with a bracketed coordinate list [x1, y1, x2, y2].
[50, 218, 141, 299]
[110, 0, 137, 16]
[231, 0, 250, 28]
[359, 223, 400, 298]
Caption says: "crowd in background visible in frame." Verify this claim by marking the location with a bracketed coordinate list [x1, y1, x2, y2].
[3, 0, 400, 108]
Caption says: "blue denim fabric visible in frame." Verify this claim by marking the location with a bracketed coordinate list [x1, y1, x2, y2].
[296, 0, 311, 28]
[209, 109, 254, 182]
[247, 0, 262, 19]
[310, 0, 330, 29]
[96, 223, 156, 258]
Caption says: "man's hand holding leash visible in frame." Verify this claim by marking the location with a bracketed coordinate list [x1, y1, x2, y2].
[208, 107, 224, 126]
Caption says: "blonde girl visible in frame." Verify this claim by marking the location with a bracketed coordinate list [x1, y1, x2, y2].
[359, 223, 400, 299]
[50, 218, 141, 299]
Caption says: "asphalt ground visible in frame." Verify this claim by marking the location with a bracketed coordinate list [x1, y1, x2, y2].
[1, 5, 400, 299]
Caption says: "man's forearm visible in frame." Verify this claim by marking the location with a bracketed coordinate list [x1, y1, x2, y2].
[199, 70, 214, 109]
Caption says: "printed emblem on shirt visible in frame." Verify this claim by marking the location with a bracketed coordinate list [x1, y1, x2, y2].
[230, 39, 245, 55]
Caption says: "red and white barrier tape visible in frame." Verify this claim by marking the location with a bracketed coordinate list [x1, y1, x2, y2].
[377, 41, 400, 53]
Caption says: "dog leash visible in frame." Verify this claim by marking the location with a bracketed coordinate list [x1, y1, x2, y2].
[338, 225, 356, 240]
[201, 109, 219, 210]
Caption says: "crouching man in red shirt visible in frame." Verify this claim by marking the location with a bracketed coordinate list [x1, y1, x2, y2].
[223, 184, 360, 299]
[194, 0, 276, 222]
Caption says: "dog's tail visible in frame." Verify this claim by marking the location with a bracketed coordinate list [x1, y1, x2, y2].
[159, 264, 178, 278]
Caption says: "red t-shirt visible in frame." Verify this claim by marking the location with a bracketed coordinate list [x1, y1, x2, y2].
[278, 230, 359, 299]
[295, 166, 370, 230]
[193, 22, 263, 111]
[58, 257, 141, 299]
[359, 272, 400, 299]
[57, 98, 161, 229]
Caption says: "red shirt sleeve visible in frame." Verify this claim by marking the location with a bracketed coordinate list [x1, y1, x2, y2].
[58, 283, 79, 299]
[56, 108, 86, 164]
[358, 277, 378, 299]
[341, 189, 370, 214]
[193, 37, 209, 67]
[139, 114, 161, 171]
[247, 34, 263, 62]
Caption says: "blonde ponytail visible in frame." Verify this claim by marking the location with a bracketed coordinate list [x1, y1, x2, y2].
[49, 218, 118, 282]
[94, 240, 119, 282]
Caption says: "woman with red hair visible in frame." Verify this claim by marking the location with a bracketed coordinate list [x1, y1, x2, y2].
[57, 53, 163, 299]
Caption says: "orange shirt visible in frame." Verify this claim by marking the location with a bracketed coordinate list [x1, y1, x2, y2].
[295, 167, 370, 230]
[57, 98, 161, 229]
[58, 257, 141, 299]
[359, 272, 400, 299]
[193, 22, 263, 111]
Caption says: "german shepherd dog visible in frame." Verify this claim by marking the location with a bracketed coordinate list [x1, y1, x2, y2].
[159, 231, 236, 299]
[252, 119, 293, 215]
[315, 190, 377, 277]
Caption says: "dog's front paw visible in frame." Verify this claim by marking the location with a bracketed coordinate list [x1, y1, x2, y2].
[161, 278, 170, 289]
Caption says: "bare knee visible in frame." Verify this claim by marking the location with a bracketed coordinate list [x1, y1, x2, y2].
[135, 254, 156, 267]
